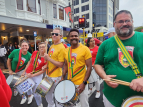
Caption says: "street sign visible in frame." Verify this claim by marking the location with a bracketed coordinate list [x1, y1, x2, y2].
[97, 32, 103, 37]
[33, 31, 37, 37]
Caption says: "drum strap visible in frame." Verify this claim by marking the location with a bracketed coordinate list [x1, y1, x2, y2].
[15, 49, 25, 73]
[32, 51, 42, 74]
[68, 47, 85, 79]
[114, 35, 142, 78]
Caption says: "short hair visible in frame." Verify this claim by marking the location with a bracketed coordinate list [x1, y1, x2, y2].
[86, 37, 92, 47]
[54, 27, 63, 35]
[114, 10, 133, 21]
[68, 28, 79, 36]
[20, 38, 28, 46]
[38, 42, 46, 46]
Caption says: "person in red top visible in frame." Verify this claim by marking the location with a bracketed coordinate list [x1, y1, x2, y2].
[22, 42, 47, 107]
[0, 69, 12, 107]
[61, 39, 68, 48]
[86, 37, 101, 98]
[85, 38, 102, 46]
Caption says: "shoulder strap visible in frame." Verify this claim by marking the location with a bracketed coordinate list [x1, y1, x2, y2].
[114, 35, 142, 78]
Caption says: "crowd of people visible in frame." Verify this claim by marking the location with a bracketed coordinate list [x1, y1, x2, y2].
[0, 10, 143, 107]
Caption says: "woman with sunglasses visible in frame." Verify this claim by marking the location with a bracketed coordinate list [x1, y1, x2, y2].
[7, 38, 32, 104]
[21, 42, 47, 107]
[86, 37, 101, 98]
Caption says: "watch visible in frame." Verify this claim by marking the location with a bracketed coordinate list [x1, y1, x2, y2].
[83, 81, 87, 85]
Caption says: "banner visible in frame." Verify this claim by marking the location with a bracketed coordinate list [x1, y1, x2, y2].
[64, 6, 73, 22]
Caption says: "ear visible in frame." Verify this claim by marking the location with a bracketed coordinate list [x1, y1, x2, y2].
[60, 35, 63, 39]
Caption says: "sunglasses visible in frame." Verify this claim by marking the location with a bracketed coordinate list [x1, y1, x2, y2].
[51, 33, 60, 36]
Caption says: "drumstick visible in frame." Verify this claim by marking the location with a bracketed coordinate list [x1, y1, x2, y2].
[2, 71, 16, 74]
[111, 78, 130, 84]
[103, 79, 130, 86]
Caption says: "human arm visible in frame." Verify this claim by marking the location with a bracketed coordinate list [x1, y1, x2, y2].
[7, 58, 14, 75]
[26, 69, 45, 78]
[130, 77, 143, 92]
[61, 59, 68, 81]
[77, 58, 92, 95]
[93, 64, 118, 88]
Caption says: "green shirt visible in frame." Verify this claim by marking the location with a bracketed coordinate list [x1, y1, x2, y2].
[8, 49, 31, 72]
[95, 31, 143, 107]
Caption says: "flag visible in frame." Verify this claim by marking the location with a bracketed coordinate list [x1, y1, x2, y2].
[64, 6, 73, 22]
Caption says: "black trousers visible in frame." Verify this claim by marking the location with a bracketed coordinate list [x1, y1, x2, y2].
[0, 56, 8, 69]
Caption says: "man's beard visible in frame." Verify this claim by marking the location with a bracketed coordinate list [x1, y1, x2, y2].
[116, 25, 133, 37]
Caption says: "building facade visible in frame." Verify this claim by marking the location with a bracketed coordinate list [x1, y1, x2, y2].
[0, 0, 69, 45]
[69, 0, 119, 32]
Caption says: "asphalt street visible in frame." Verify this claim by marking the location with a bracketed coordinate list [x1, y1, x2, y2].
[4, 74, 105, 107]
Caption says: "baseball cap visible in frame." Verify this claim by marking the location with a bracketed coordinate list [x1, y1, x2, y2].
[104, 27, 115, 36]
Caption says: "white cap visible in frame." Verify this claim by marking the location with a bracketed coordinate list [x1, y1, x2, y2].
[104, 27, 115, 36]
[61, 39, 64, 43]
[87, 33, 92, 37]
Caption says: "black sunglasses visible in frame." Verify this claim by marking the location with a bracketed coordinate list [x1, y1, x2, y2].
[51, 33, 60, 36]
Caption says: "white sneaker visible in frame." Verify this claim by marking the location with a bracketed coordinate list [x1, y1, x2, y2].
[38, 103, 43, 107]
[27, 94, 34, 104]
[20, 95, 27, 104]
[95, 91, 100, 98]
[88, 89, 92, 95]
[14, 89, 18, 96]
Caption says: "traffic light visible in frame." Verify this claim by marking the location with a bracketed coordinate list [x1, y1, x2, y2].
[78, 18, 86, 28]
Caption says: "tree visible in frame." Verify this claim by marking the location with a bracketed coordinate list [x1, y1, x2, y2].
[134, 26, 143, 32]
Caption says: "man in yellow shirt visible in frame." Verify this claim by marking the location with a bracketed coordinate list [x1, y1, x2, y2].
[44, 27, 65, 107]
[62, 29, 92, 107]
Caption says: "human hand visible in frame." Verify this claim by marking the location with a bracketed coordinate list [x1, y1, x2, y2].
[77, 83, 85, 95]
[21, 71, 26, 76]
[104, 75, 119, 88]
[26, 73, 33, 78]
[130, 77, 143, 92]
[42, 64, 47, 72]
[44, 53, 50, 61]
[9, 70, 14, 75]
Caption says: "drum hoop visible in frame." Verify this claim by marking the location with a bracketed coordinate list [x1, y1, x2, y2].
[121, 95, 143, 107]
[54, 79, 77, 104]
[35, 77, 54, 97]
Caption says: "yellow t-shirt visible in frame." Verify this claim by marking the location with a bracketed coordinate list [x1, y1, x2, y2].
[65, 43, 92, 85]
[47, 43, 65, 77]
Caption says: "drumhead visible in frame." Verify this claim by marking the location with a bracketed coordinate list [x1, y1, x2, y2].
[54, 80, 76, 103]
[6, 75, 13, 85]
[122, 96, 143, 107]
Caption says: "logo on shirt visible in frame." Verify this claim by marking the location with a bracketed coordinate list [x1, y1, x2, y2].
[71, 53, 77, 66]
[49, 48, 54, 57]
[118, 46, 134, 68]
[20, 57, 26, 66]
[34, 58, 42, 68]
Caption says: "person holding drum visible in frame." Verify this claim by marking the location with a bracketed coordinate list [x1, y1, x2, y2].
[62, 28, 92, 107]
[94, 10, 143, 107]
[21, 42, 47, 107]
[44, 27, 65, 107]
[86, 37, 101, 98]
[7, 38, 31, 104]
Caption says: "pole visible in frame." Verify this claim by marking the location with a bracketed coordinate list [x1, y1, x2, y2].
[83, 28, 85, 45]
[34, 37, 36, 51]
[71, 0, 74, 28]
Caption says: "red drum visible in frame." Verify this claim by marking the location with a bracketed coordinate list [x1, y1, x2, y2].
[121, 96, 143, 107]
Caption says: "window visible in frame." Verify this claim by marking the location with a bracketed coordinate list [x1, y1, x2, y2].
[82, 0, 89, 3]
[53, 4, 57, 18]
[27, 0, 36, 13]
[17, 0, 23, 10]
[81, 4, 89, 12]
[38, 0, 41, 15]
[59, 5, 64, 20]
[74, 0, 79, 6]
[74, 16, 79, 22]
[86, 22, 89, 28]
[74, 8, 79, 14]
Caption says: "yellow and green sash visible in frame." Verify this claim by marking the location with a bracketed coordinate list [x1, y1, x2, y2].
[32, 51, 42, 74]
[68, 47, 85, 79]
[114, 35, 142, 78]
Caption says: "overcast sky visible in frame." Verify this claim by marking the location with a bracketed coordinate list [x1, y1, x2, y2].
[119, 0, 143, 27]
